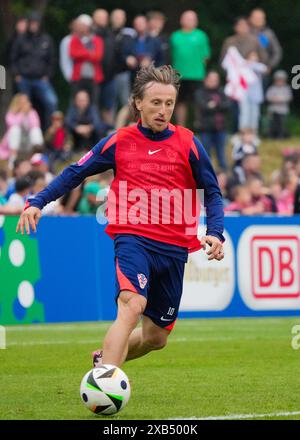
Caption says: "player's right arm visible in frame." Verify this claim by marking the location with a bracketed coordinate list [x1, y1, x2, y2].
[16, 132, 117, 235]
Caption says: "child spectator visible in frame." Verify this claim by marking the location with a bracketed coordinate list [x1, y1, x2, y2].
[227, 153, 263, 200]
[0, 175, 32, 215]
[247, 176, 275, 213]
[225, 184, 262, 215]
[29, 170, 62, 215]
[266, 70, 293, 139]
[5, 158, 32, 199]
[231, 128, 260, 167]
[239, 51, 267, 132]
[276, 172, 298, 215]
[216, 171, 230, 207]
[30, 153, 54, 184]
[196, 71, 230, 171]
[270, 153, 298, 190]
[45, 111, 73, 166]
[65, 90, 107, 151]
[0, 94, 43, 162]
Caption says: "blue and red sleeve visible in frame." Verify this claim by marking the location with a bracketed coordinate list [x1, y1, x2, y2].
[27, 132, 117, 210]
[189, 136, 225, 242]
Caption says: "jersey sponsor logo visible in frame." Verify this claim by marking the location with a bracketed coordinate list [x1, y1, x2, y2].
[137, 273, 148, 289]
[77, 150, 94, 166]
[166, 148, 178, 163]
[148, 148, 162, 156]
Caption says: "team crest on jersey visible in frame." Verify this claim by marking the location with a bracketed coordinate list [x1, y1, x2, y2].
[166, 148, 178, 163]
[137, 273, 148, 289]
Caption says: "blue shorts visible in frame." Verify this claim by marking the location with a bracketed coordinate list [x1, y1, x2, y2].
[114, 235, 187, 331]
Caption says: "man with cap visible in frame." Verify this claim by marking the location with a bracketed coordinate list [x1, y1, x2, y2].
[10, 11, 58, 130]
[30, 153, 54, 184]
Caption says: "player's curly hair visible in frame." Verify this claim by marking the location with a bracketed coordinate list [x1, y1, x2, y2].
[129, 64, 181, 119]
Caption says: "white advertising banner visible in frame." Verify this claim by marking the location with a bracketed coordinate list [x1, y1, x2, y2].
[181, 230, 235, 311]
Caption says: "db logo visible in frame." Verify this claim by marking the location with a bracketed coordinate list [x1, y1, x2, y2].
[251, 236, 300, 298]
[238, 226, 300, 311]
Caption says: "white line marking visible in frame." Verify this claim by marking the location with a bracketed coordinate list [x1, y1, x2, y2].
[6, 323, 110, 332]
[4, 335, 289, 347]
[171, 411, 300, 420]
[169, 335, 288, 343]
[6, 339, 101, 346]
[6, 317, 295, 332]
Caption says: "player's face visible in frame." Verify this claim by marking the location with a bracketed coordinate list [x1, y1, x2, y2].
[136, 82, 177, 132]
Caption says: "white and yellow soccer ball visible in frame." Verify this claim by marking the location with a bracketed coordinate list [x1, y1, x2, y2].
[80, 365, 131, 415]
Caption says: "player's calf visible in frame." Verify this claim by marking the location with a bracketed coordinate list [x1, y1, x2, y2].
[141, 317, 170, 352]
[143, 332, 168, 351]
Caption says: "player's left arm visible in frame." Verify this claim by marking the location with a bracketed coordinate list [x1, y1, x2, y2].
[189, 136, 225, 261]
[16, 133, 117, 234]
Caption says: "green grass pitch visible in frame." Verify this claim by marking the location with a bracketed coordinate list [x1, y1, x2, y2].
[1, 317, 300, 420]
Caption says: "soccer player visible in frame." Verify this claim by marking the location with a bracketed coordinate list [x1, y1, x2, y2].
[17, 64, 225, 368]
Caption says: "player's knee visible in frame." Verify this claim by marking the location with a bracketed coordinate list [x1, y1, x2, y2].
[128, 296, 147, 318]
[118, 291, 147, 319]
[144, 333, 168, 351]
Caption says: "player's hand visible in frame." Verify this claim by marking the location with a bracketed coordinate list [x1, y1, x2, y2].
[16, 206, 42, 235]
[201, 235, 224, 261]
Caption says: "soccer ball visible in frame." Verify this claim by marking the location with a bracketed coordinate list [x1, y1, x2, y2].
[80, 365, 131, 415]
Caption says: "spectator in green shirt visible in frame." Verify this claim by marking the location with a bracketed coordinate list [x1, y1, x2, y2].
[78, 172, 112, 215]
[77, 179, 102, 215]
[170, 10, 211, 126]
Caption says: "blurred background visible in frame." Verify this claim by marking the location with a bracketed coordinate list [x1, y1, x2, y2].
[0, 0, 300, 218]
[1, 3, 300, 420]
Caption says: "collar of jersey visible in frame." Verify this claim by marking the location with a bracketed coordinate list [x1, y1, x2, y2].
[137, 121, 175, 142]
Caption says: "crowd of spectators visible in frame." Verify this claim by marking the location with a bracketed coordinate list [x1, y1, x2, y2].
[0, 7, 299, 217]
